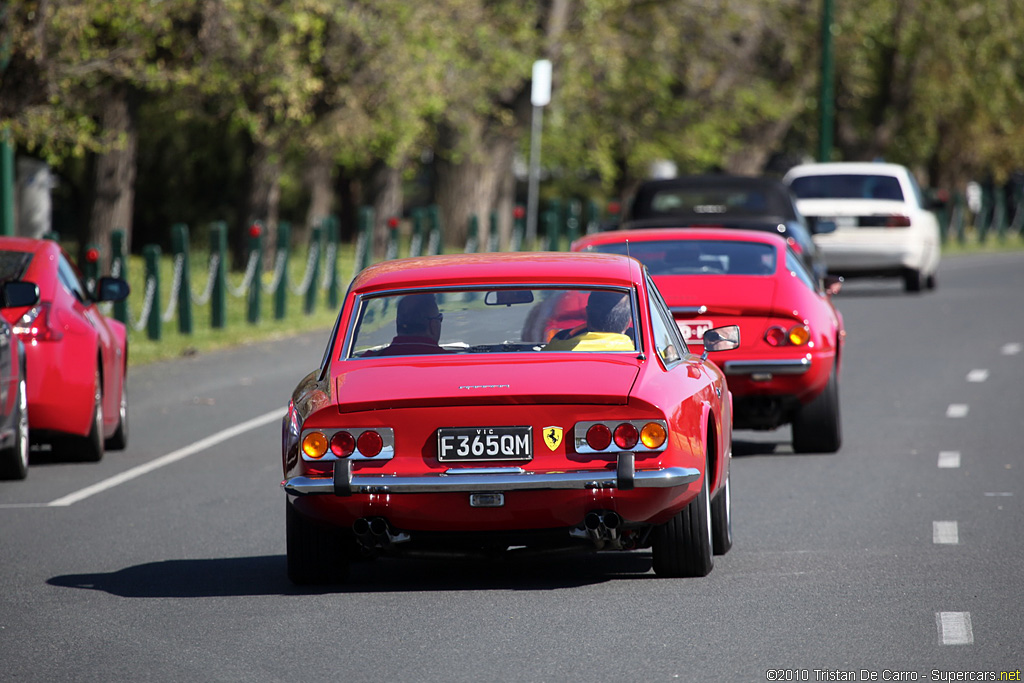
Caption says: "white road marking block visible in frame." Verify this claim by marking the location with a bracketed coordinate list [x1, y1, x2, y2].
[1002, 343, 1022, 355]
[936, 612, 973, 645]
[966, 369, 989, 382]
[937, 451, 961, 468]
[946, 404, 969, 418]
[933, 521, 959, 544]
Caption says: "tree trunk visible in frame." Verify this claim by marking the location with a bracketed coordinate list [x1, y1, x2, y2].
[302, 149, 335, 247]
[236, 137, 280, 271]
[434, 121, 517, 250]
[88, 83, 137, 264]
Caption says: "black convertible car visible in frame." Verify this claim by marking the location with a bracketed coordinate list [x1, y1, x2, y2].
[616, 175, 834, 282]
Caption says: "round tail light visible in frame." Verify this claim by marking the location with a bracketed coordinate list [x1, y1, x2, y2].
[586, 423, 612, 451]
[765, 326, 786, 347]
[640, 422, 667, 449]
[330, 431, 356, 457]
[613, 423, 639, 449]
[357, 430, 384, 457]
[788, 325, 810, 346]
[302, 432, 328, 459]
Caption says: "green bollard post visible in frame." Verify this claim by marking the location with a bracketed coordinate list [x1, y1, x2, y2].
[210, 221, 228, 329]
[171, 223, 193, 335]
[409, 208, 425, 258]
[358, 207, 374, 271]
[326, 215, 340, 310]
[143, 245, 162, 341]
[487, 211, 500, 252]
[304, 222, 323, 315]
[385, 216, 399, 261]
[994, 186, 1007, 242]
[82, 243, 101, 288]
[512, 205, 526, 251]
[544, 210, 559, 251]
[110, 230, 128, 324]
[955, 193, 967, 246]
[584, 199, 601, 234]
[246, 222, 263, 324]
[427, 205, 442, 255]
[566, 199, 581, 246]
[274, 221, 290, 320]
[465, 214, 479, 253]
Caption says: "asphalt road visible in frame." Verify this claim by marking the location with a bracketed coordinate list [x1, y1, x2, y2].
[2, 252, 1022, 682]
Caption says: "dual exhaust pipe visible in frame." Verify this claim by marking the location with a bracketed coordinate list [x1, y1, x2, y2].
[584, 510, 622, 549]
[353, 516, 409, 548]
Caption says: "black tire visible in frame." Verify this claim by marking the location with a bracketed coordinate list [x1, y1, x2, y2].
[286, 500, 351, 585]
[78, 367, 104, 462]
[651, 458, 713, 577]
[903, 267, 923, 292]
[105, 380, 128, 451]
[925, 272, 937, 290]
[710, 466, 732, 555]
[791, 361, 842, 454]
[0, 371, 29, 480]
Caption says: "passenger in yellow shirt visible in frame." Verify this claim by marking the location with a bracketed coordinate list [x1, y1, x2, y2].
[545, 290, 635, 351]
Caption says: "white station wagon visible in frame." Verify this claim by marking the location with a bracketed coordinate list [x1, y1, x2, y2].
[783, 162, 941, 292]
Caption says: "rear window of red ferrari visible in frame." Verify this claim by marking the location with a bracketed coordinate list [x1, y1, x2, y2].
[581, 240, 776, 276]
[0, 251, 33, 280]
[345, 286, 639, 358]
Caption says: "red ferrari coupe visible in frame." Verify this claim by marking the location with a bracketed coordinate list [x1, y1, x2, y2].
[573, 228, 845, 453]
[281, 252, 740, 583]
[0, 238, 130, 463]
[0, 280, 41, 480]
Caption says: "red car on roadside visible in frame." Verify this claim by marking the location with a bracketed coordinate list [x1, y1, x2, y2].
[281, 251, 740, 584]
[0, 238, 130, 462]
[573, 228, 845, 453]
[0, 280, 40, 479]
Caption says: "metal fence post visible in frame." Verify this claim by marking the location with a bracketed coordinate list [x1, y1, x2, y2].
[544, 210, 559, 251]
[409, 208, 425, 258]
[326, 215, 340, 310]
[304, 222, 323, 315]
[171, 223, 193, 334]
[210, 221, 227, 329]
[385, 217, 399, 261]
[584, 199, 601, 235]
[487, 211, 500, 252]
[246, 222, 263, 324]
[512, 206, 525, 251]
[465, 214, 479, 253]
[566, 199, 581, 246]
[143, 245, 162, 341]
[110, 230, 128, 324]
[427, 205, 442, 255]
[274, 221, 290, 320]
[83, 244, 101, 287]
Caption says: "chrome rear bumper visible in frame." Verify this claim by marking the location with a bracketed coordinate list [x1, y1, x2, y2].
[283, 453, 699, 497]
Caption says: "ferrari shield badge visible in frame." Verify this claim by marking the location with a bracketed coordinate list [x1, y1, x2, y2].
[543, 426, 563, 451]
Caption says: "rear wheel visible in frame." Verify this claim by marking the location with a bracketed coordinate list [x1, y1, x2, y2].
[105, 380, 128, 451]
[286, 500, 351, 585]
[0, 371, 29, 480]
[710, 467, 732, 555]
[903, 267, 923, 292]
[791, 362, 842, 454]
[77, 368, 104, 462]
[651, 456, 713, 577]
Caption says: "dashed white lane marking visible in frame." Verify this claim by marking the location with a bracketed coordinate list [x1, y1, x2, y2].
[946, 404, 969, 418]
[1002, 343, 1022, 355]
[984, 492, 1013, 497]
[966, 369, 989, 382]
[39, 408, 286, 508]
[938, 451, 961, 468]
[933, 521, 959, 544]
[936, 612, 973, 645]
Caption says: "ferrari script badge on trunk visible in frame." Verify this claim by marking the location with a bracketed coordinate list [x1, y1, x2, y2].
[543, 426, 563, 451]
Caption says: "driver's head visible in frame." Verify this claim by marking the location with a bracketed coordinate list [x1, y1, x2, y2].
[396, 293, 442, 341]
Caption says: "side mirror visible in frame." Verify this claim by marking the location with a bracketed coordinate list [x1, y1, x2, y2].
[0, 281, 40, 308]
[93, 276, 131, 303]
[700, 324, 740, 361]
[824, 275, 844, 296]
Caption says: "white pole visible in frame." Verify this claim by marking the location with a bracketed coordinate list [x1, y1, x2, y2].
[525, 59, 552, 247]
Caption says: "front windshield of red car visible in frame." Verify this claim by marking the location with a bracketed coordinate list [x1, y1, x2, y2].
[583, 240, 776, 276]
[346, 286, 638, 358]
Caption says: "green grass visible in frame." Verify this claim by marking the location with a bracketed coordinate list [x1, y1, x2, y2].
[940, 229, 1024, 255]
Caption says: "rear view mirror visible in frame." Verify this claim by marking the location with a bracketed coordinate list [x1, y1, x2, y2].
[485, 290, 534, 306]
[813, 219, 837, 235]
[700, 324, 740, 361]
[93, 276, 131, 303]
[0, 281, 40, 308]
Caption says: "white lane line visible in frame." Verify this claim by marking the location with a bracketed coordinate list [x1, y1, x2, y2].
[966, 369, 989, 382]
[936, 612, 973, 645]
[984, 492, 1013, 497]
[946, 404, 969, 418]
[45, 407, 286, 507]
[1002, 343, 1022, 355]
[933, 521, 959, 544]
[938, 451, 961, 468]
